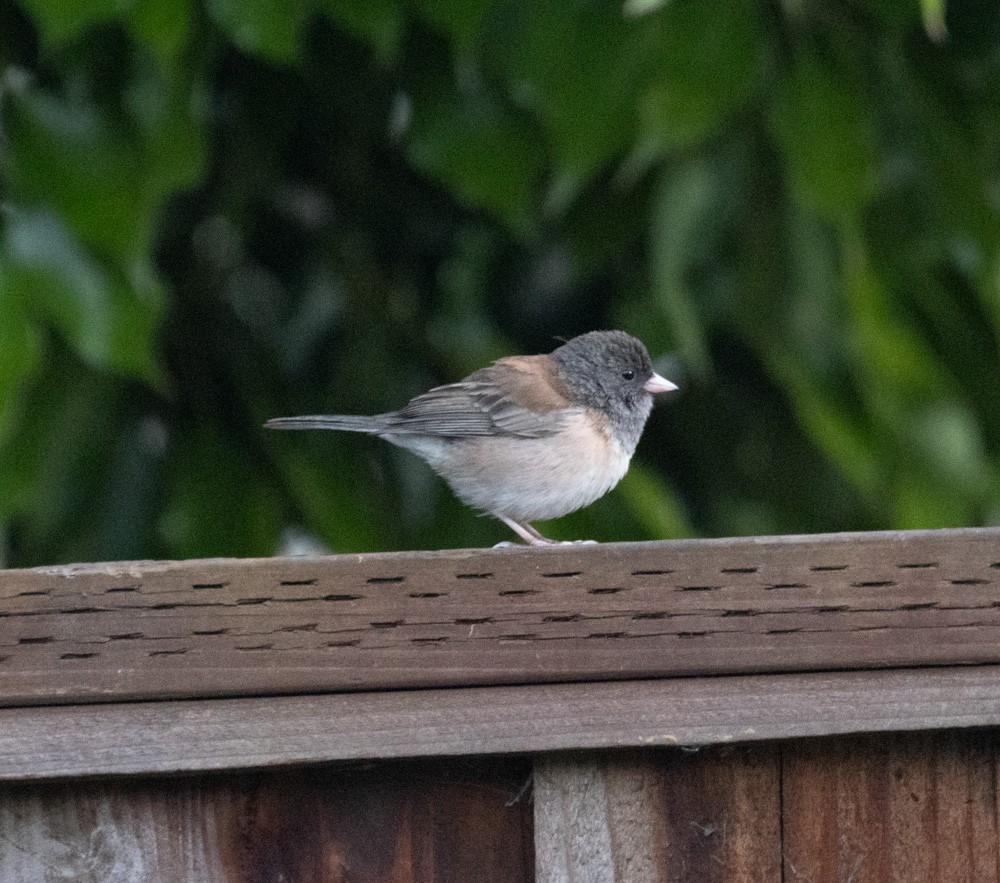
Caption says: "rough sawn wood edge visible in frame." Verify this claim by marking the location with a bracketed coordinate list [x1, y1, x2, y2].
[2, 665, 1000, 781]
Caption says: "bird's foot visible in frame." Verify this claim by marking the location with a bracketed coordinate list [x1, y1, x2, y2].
[495, 515, 599, 546]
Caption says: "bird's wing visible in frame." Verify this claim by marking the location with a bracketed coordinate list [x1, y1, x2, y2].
[381, 361, 576, 439]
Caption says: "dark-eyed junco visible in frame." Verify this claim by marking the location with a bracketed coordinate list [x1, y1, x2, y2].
[266, 330, 677, 545]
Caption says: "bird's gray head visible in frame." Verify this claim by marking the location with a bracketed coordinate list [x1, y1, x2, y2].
[551, 330, 676, 453]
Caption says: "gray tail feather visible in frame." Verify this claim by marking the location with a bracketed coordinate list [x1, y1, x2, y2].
[264, 414, 386, 433]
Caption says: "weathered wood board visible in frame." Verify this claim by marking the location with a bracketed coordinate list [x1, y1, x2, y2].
[1, 528, 997, 706]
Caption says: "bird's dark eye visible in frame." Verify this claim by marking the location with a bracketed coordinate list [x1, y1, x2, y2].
[622, 370, 635, 380]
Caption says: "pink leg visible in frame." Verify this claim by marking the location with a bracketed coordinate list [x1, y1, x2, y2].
[496, 515, 558, 546]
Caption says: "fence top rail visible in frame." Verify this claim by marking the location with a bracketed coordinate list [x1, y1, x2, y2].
[2, 666, 997, 781]
[1, 527, 998, 708]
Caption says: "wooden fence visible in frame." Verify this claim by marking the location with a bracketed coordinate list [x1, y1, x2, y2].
[1, 527, 998, 880]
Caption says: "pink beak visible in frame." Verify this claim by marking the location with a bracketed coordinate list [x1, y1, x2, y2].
[643, 372, 678, 394]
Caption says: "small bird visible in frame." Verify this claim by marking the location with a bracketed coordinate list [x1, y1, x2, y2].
[266, 330, 677, 545]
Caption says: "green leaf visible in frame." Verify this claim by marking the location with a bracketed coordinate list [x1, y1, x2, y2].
[317, 0, 402, 60]
[414, 0, 494, 52]
[856, 0, 922, 31]
[126, 71, 207, 200]
[908, 400, 987, 493]
[15, 0, 118, 43]
[616, 462, 695, 540]
[0, 358, 126, 563]
[647, 160, 714, 377]
[3, 211, 162, 384]
[127, 0, 193, 61]
[495, 2, 648, 188]
[0, 285, 43, 443]
[843, 234, 949, 416]
[160, 428, 284, 558]
[4, 68, 205, 268]
[920, 0, 947, 41]
[408, 93, 543, 231]
[205, 0, 303, 62]
[3, 89, 146, 261]
[274, 446, 386, 552]
[895, 467, 970, 529]
[642, 0, 765, 150]
[770, 56, 878, 221]
[769, 352, 886, 502]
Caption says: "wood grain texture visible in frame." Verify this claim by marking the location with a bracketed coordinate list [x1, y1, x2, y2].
[534, 754, 670, 882]
[655, 745, 781, 881]
[534, 746, 781, 882]
[3, 666, 1000, 781]
[0, 528, 997, 706]
[781, 731, 999, 883]
[0, 758, 534, 882]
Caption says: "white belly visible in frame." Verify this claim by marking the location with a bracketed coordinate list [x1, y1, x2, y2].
[392, 412, 632, 522]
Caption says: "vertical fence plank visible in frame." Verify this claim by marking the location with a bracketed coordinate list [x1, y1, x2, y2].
[0, 780, 228, 883]
[781, 731, 999, 883]
[0, 758, 534, 883]
[534, 753, 669, 882]
[656, 745, 781, 882]
[534, 746, 781, 882]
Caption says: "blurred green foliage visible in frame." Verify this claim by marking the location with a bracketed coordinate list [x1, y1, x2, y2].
[1, 0, 998, 565]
